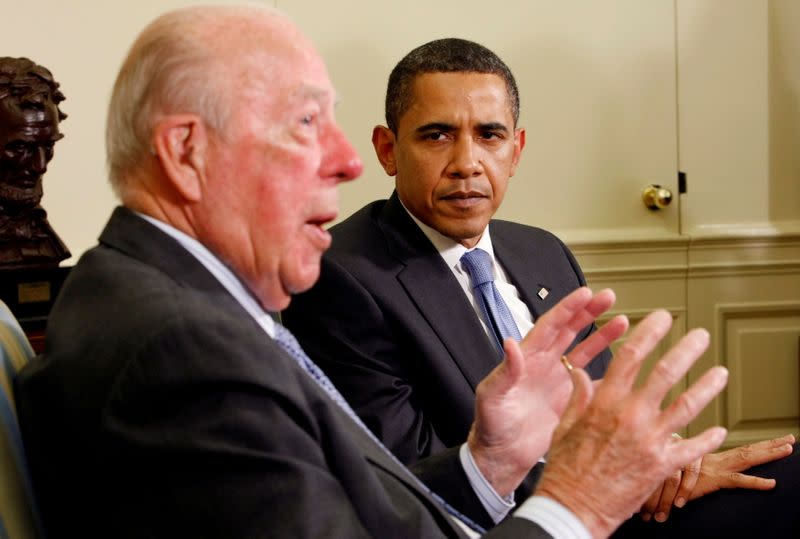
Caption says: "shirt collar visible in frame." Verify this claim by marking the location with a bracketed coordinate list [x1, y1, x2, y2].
[399, 199, 497, 273]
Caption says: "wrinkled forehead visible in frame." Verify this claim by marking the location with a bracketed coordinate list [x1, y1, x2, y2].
[231, 40, 336, 112]
[0, 97, 62, 145]
[199, 12, 337, 133]
[247, 33, 331, 85]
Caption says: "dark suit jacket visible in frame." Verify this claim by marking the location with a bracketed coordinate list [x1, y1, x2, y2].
[283, 192, 610, 466]
[284, 194, 800, 537]
[14, 207, 552, 539]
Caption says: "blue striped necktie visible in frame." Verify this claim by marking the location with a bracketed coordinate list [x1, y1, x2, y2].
[460, 248, 523, 354]
[272, 323, 485, 535]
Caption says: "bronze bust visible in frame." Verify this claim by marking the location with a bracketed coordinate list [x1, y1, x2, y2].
[0, 57, 70, 267]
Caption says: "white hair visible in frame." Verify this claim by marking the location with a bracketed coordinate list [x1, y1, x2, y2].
[105, 4, 284, 198]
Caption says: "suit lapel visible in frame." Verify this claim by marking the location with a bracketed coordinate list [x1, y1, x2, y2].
[491, 222, 562, 321]
[379, 194, 500, 390]
[99, 207, 251, 316]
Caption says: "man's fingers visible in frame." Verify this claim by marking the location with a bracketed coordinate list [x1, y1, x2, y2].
[483, 338, 525, 397]
[659, 366, 728, 436]
[551, 367, 593, 445]
[643, 328, 710, 407]
[524, 288, 615, 355]
[598, 310, 673, 399]
[544, 289, 618, 357]
[765, 433, 795, 446]
[669, 426, 728, 471]
[501, 338, 524, 382]
[653, 470, 681, 522]
[564, 314, 629, 370]
[639, 485, 663, 522]
[719, 472, 776, 491]
[673, 455, 701, 508]
[523, 287, 593, 347]
[716, 435, 795, 471]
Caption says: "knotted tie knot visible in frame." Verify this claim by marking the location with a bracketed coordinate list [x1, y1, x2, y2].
[461, 248, 494, 287]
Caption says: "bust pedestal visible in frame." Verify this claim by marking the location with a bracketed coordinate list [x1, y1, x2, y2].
[0, 265, 71, 353]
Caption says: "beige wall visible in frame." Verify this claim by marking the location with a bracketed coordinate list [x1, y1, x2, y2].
[4, 1, 798, 257]
[770, 0, 800, 226]
[2, 1, 798, 443]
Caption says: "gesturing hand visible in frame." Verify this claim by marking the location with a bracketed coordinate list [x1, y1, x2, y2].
[467, 287, 628, 497]
[535, 310, 729, 538]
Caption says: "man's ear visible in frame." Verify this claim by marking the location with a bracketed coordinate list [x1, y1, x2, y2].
[151, 114, 208, 202]
[509, 127, 526, 178]
[372, 125, 398, 177]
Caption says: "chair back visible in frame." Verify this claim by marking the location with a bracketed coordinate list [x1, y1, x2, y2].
[0, 299, 45, 539]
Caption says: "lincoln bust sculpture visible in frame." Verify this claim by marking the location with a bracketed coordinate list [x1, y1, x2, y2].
[0, 57, 70, 267]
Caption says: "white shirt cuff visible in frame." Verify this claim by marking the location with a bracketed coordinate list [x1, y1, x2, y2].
[459, 443, 515, 524]
[514, 496, 592, 539]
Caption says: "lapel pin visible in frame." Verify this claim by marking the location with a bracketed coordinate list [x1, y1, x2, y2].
[537, 287, 549, 300]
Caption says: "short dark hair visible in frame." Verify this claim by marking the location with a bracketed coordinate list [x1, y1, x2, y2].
[385, 38, 519, 133]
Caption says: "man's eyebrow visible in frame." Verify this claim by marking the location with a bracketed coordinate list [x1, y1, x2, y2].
[476, 122, 509, 132]
[414, 121, 511, 134]
[415, 122, 456, 134]
[293, 85, 333, 105]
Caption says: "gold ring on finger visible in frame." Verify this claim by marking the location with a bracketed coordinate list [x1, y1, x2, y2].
[560, 355, 574, 372]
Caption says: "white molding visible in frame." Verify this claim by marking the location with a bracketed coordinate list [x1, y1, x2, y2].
[584, 267, 687, 281]
[596, 306, 687, 321]
[688, 263, 800, 278]
[565, 232, 800, 279]
[686, 220, 800, 239]
[688, 234, 800, 275]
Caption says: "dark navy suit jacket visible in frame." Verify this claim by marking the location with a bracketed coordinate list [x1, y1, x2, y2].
[286, 192, 800, 537]
[284, 192, 611, 465]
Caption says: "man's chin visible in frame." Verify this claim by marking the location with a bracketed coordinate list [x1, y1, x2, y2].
[250, 271, 316, 314]
[436, 222, 488, 247]
[284, 261, 322, 298]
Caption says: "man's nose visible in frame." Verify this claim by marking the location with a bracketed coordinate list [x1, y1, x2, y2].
[323, 125, 363, 183]
[446, 136, 481, 179]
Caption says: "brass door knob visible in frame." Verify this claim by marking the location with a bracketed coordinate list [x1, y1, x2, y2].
[642, 184, 673, 210]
